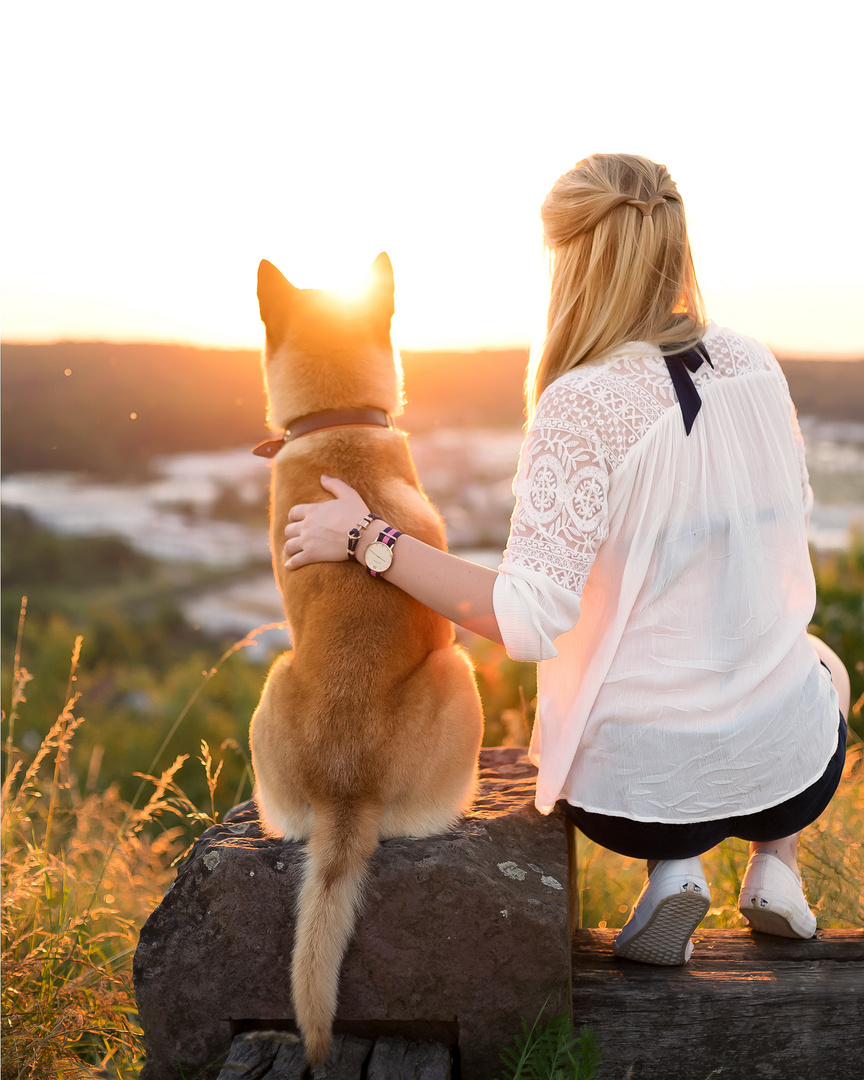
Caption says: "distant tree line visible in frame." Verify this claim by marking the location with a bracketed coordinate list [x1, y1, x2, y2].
[2, 341, 862, 478]
[0, 343, 269, 478]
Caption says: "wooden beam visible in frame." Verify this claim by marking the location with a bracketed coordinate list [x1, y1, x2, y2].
[564, 817, 581, 939]
[571, 929, 864, 1079]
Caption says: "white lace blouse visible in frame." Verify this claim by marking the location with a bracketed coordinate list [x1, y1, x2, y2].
[493, 322, 840, 821]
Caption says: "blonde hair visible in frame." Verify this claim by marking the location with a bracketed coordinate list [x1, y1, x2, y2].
[526, 153, 706, 417]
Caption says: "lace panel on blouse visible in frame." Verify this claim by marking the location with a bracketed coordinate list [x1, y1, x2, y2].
[505, 327, 793, 598]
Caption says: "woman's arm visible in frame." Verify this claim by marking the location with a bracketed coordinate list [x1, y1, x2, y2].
[282, 475, 504, 643]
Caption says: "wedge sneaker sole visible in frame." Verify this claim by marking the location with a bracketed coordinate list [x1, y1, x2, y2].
[614, 886, 710, 966]
[739, 897, 817, 939]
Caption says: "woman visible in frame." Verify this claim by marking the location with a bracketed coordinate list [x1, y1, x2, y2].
[282, 153, 850, 965]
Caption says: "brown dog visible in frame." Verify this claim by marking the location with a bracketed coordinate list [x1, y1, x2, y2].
[251, 254, 484, 1066]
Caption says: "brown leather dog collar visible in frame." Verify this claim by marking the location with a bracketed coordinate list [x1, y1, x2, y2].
[252, 407, 393, 458]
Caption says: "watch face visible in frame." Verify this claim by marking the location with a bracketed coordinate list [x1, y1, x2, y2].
[364, 541, 393, 573]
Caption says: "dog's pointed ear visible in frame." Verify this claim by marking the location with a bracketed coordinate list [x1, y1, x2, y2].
[367, 252, 395, 335]
[257, 260, 296, 347]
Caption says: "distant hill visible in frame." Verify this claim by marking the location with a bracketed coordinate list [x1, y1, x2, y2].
[1, 341, 861, 477]
[0, 342, 268, 477]
[774, 356, 864, 425]
[399, 348, 528, 429]
[0, 342, 527, 477]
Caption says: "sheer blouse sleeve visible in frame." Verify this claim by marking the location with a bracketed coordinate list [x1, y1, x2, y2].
[789, 400, 815, 524]
[770, 357, 814, 524]
[493, 379, 610, 662]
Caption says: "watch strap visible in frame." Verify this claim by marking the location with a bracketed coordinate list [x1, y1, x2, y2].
[365, 526, 402, 577]
[347, 513, 381, 561]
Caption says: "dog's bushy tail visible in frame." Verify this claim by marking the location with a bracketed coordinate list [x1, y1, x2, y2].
[291, 800, 382, 1065]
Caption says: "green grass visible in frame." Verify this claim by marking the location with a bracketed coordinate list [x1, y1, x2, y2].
[498, 1006, 602, 1080]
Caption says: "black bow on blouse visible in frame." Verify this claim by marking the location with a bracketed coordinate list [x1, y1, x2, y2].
[662, 340, 714, 436]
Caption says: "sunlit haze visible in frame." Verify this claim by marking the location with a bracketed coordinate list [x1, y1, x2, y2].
[2, 1, 862, 356]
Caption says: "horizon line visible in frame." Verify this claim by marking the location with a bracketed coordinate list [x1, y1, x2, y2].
[2, 337, 863, 364]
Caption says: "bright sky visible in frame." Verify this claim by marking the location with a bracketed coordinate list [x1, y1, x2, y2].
[3, 1, 862, 356]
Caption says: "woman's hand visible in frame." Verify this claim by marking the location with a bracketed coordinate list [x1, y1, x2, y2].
[283, 476, 370, 570]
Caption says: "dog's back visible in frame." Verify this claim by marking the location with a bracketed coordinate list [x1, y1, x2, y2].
[249, 255, 483, 1065]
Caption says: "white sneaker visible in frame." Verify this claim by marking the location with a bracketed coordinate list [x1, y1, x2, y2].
[613, 857, 711, 966]
[738, 852, 817, 939]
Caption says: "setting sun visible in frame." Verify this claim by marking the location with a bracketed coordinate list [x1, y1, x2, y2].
[2, 2, 862, 356]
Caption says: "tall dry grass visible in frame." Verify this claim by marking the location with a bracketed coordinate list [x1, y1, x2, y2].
[0, 603, 261, 1080]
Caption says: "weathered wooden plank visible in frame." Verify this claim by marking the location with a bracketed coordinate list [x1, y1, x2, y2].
[565, 817, 580, 938]
[573, 927, 864, 963]
[365, 1037, 451, 1080]
[324, 1033, 374, 1079]
[232, 1032, 447, 1079]
[401, 1041, 451, 1080]
[366, 1037, 411, 1079]
[270, 1036, 311, 1080]
[268, 1040, 306, 1079]
[215, 1032, 281, 1079]
[571, 928, 864, 1079]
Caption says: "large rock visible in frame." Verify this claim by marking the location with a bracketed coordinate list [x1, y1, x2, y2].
[134, 748, 571, 1080]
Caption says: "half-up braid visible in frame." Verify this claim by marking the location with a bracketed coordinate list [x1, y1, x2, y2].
[526, 153, 705, 417]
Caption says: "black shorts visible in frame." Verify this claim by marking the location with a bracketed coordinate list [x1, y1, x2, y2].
[561, 711, 847, 862]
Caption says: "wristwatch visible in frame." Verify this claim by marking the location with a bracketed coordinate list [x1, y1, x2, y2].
[364, 526, 402, 577]
[347, 513, 380, 562]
